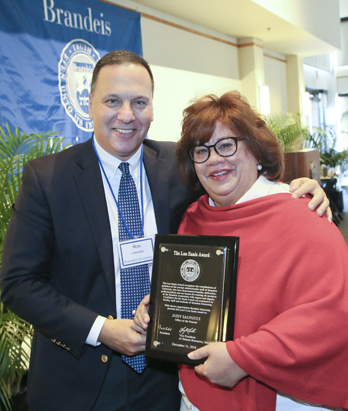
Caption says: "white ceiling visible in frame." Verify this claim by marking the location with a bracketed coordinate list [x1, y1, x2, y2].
[131, 0, 339, 56]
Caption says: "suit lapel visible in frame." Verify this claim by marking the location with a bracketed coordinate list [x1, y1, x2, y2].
[143, 143, 171, 234]
[71, 140, 172, 300]
[73, 139, 115, 300]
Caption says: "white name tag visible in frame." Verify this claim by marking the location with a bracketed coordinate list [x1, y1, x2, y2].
[118, 237, 154, 269]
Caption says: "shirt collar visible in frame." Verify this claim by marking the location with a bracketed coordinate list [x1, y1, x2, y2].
[236, 175, 277, 204]
[93, 137, 143, 180]
[208, 175, 287, 206]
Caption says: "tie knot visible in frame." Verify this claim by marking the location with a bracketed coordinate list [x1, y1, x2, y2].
[119, 162, 130, 175]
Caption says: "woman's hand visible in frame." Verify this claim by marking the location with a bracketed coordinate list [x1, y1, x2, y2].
[133, 294, 151, 335]
[187, 342, 247, 387]
[289, 177, 332, 222]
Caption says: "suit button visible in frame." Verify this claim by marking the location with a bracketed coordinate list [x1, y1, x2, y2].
[107, 315, 113, 320]
[101, 355, 108, 363]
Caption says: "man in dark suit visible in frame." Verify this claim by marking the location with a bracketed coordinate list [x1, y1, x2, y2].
[0, 50, 329, 410]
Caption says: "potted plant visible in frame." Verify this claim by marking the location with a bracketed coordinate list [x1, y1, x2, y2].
[302, 125, 348, 174]
[266, 113, 324, 183]
[302, 125, 348, 213]
[267, 112, 306, 152]
[0, 123, 68, 410]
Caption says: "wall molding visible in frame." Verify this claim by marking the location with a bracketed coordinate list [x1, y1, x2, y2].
[264, 53, 286, 63]
[141, 12, 238, 47]
[238, 42, 263, 50]
[102, 0, 240, 48]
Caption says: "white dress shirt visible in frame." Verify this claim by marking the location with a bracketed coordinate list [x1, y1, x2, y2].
[86, 138, 157, 345]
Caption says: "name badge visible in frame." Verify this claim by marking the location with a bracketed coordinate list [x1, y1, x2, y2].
[118, 237, 154, 269]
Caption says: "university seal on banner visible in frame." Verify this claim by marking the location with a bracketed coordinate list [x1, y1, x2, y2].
[58, 39, 100, 131]
[180, 259, 200, 282]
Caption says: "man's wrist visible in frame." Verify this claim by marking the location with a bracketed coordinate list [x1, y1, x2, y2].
[86, 315, 107, 346]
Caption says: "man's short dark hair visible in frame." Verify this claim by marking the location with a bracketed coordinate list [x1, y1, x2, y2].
[90, 50, 154, 94]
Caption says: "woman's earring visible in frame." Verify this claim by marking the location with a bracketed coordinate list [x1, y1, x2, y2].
[257, 163, 262, 171]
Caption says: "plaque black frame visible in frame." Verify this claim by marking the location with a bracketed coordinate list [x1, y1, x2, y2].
[145, 234, 239, 365]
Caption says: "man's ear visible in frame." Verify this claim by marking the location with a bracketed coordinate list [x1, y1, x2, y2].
[88, 93, 93, 120]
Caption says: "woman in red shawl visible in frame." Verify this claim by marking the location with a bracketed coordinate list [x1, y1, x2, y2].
[136, 91, 348, 411]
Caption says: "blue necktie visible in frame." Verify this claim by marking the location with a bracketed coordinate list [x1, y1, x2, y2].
[118, 162, 150, 373]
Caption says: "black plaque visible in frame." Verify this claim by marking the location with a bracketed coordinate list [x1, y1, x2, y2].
[145, 234, 239, 365]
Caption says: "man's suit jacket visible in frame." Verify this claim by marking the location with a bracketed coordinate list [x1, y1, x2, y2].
[0, 138, 195, 410]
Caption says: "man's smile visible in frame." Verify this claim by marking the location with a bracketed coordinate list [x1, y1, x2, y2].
[113, 128, 134, 134]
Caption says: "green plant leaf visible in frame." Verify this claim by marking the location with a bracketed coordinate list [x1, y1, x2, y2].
[302, 124, 348, 168]
[267, 112, 305, 152]
[0, 123, 69, 410]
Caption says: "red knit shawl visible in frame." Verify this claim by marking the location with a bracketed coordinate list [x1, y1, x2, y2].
[178, 193, 348, 411]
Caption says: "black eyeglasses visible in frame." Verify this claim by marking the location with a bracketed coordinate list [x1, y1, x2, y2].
[189, 137, 244, 164]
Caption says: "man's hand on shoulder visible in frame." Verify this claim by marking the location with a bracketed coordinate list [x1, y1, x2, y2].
[289, 177, 332, 222]
[98, 318, 146, 355]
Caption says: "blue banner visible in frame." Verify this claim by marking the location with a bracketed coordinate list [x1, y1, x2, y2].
[0, 0, 142, 144]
